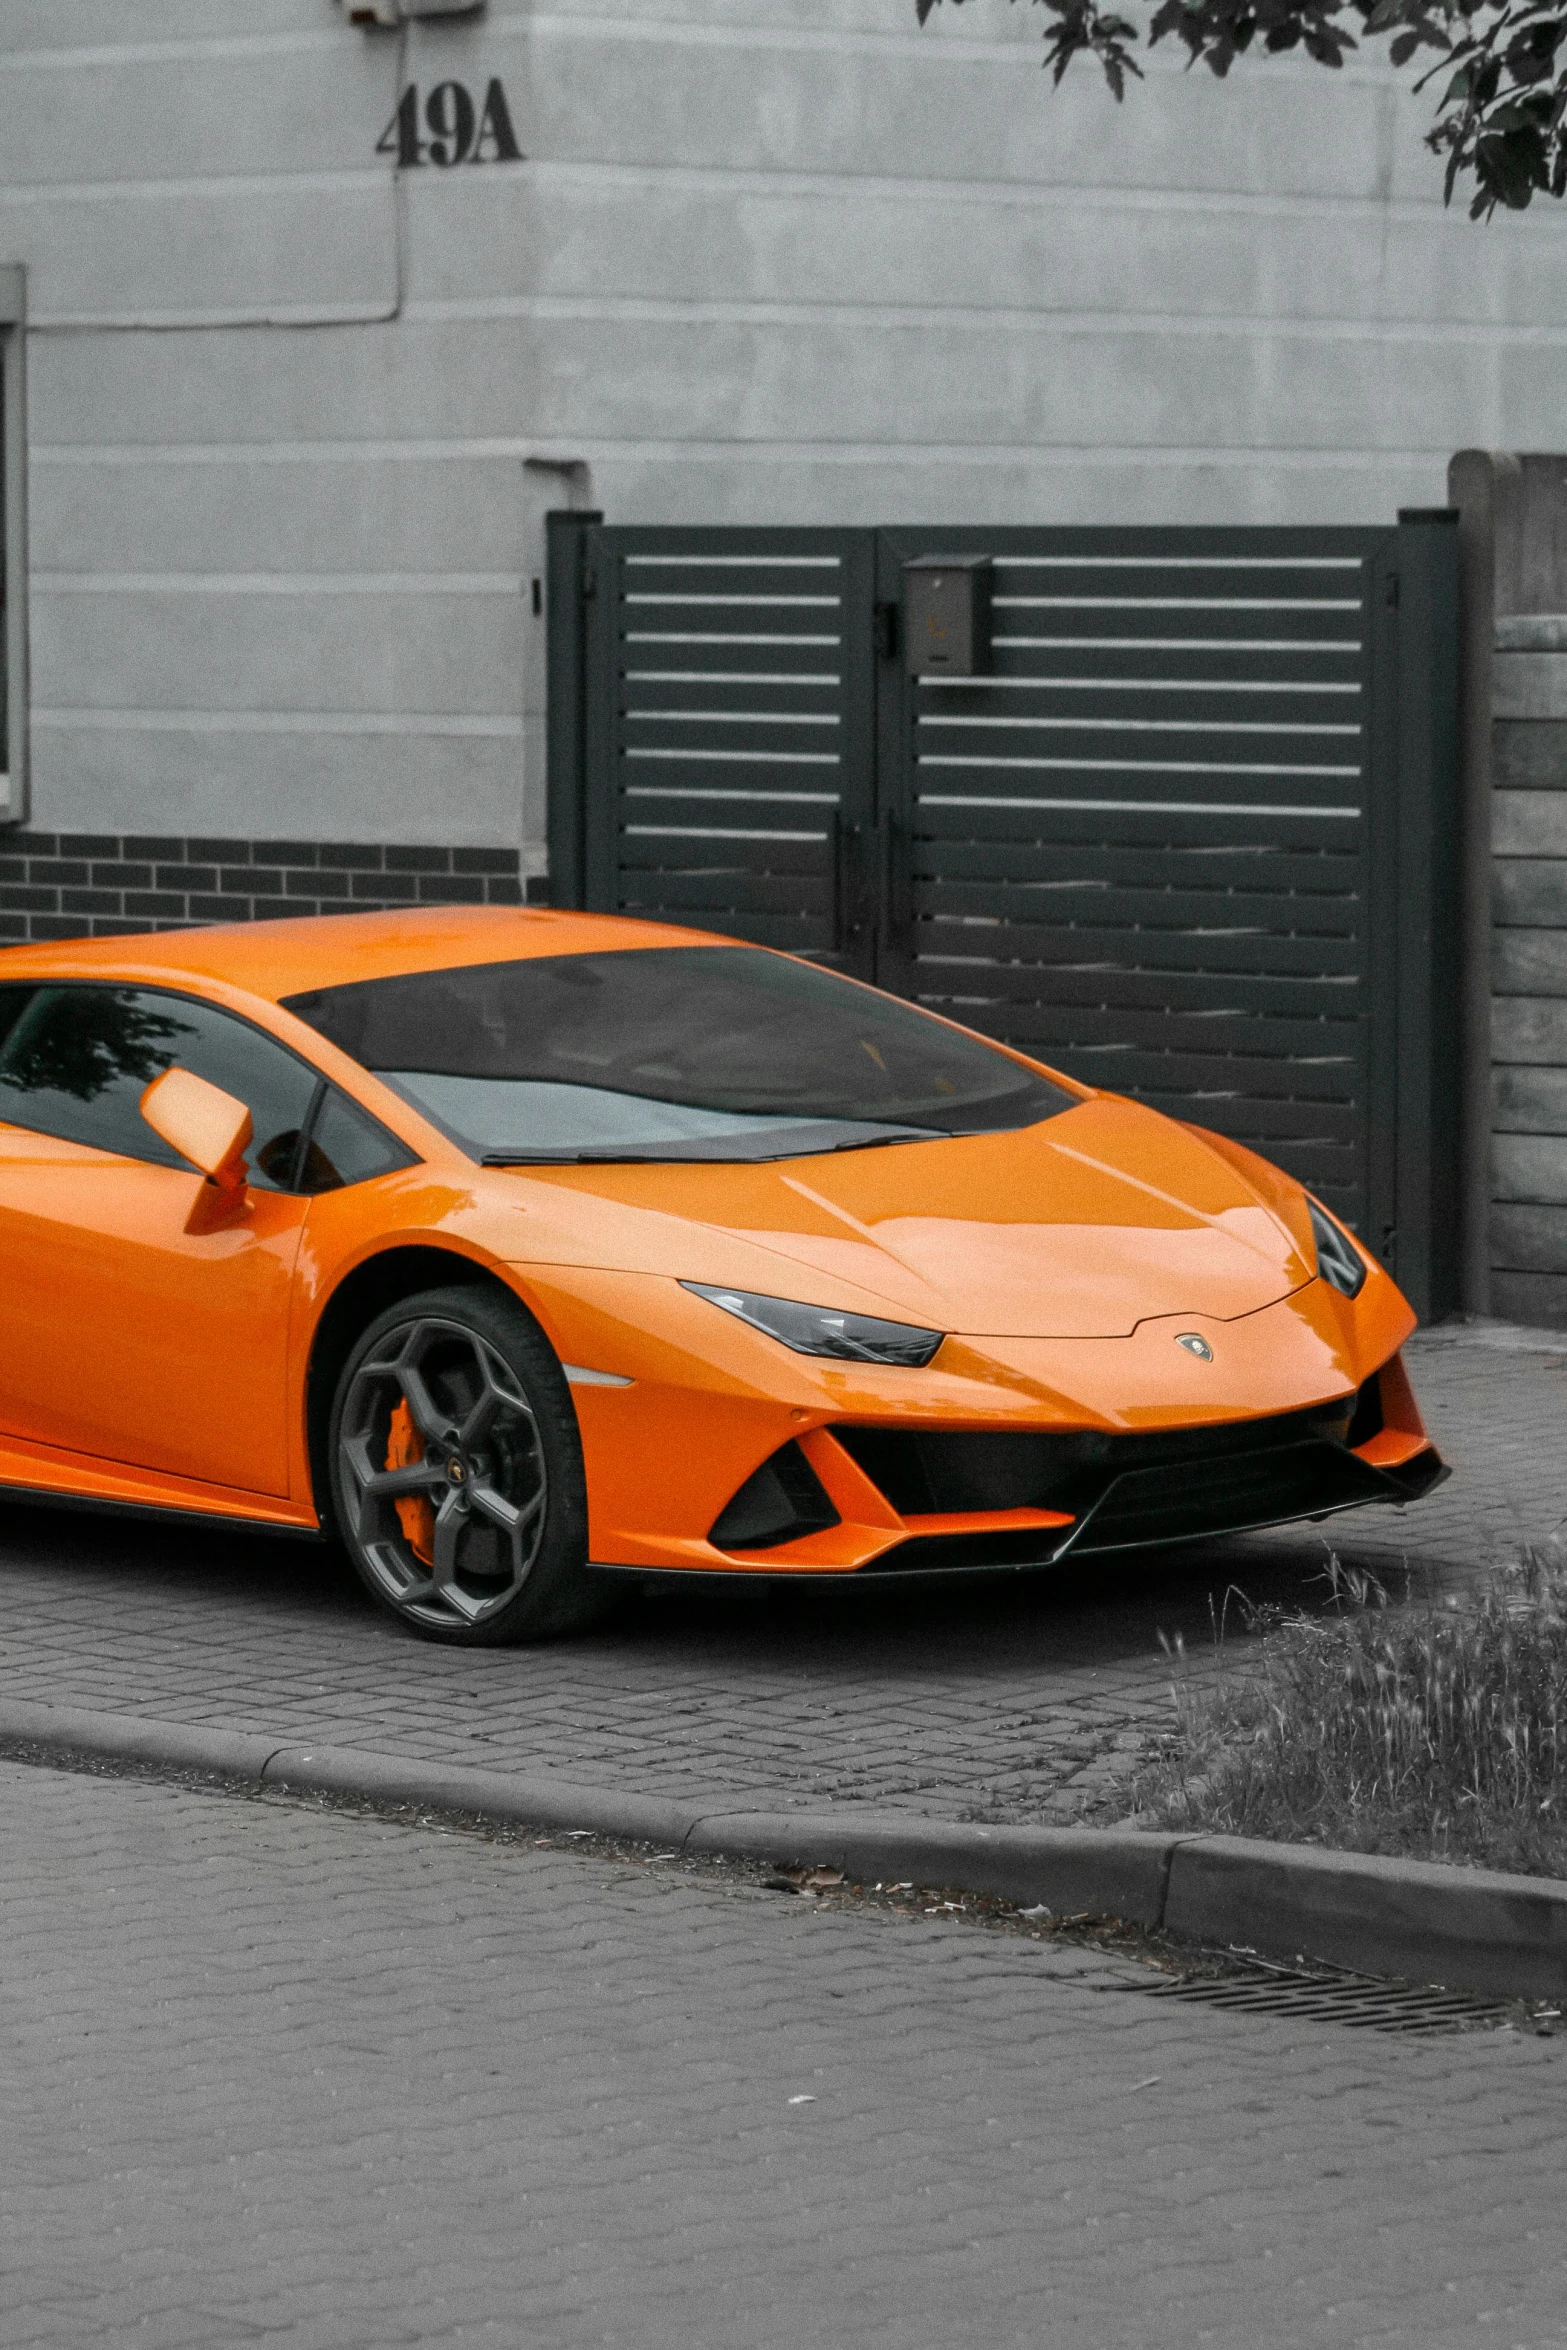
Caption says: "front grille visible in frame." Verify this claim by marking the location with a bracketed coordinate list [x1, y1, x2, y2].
[835, 1398, 1358, 1525]
[1073, 1437, 1386, 1554]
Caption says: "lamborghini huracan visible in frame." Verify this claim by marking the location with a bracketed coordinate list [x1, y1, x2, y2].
[0, 907, 1445, 1642]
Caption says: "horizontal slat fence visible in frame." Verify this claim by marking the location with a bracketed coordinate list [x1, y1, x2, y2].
[549, 516, 1459, 1318]
[886, 540, 1374, 1226]
[581, 531, 875, 974]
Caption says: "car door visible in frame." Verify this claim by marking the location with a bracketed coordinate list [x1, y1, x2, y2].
[0, 981, 326, 1498]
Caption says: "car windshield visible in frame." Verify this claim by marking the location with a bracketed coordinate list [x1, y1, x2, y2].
[280, 945, 1075, 1165]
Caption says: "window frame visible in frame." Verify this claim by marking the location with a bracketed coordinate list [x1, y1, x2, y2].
[0, 265, 27, 823]
[0, 979, 419, 1194]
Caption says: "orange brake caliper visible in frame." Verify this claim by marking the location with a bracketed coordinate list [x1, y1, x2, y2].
[386, 1397, 436, 1566]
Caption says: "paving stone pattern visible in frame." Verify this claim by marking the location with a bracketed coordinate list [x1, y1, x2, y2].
[0, 1327, 1561, 1825]
[3, 1757, 1566, 2350]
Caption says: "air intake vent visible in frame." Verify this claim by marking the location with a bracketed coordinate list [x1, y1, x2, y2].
[1346, 1368, 1384, 1449]
[709, 1442, 841, 1552]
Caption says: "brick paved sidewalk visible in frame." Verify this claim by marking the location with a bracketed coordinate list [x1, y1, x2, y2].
[5, 1756, 1567, 2349]
[0, 1324, 1561, 1826]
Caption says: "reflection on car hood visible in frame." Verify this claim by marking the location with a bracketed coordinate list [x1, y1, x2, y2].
[503, 1096, 1314, 1340]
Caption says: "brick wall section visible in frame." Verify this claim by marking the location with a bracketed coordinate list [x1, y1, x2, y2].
[0, 833, 532, 943]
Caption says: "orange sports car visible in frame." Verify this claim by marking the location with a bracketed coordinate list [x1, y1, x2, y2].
[0, 906, 1444, 1644]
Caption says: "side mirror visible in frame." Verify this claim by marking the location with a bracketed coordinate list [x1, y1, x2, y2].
[139, 1067, 254, 1191]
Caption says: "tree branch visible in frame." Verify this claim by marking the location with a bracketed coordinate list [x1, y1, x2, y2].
[916, 0, 1567, 212]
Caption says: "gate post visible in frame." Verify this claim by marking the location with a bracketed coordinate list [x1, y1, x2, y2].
[544, 508, 602, 911]
[1392, 509, 1462, 1325]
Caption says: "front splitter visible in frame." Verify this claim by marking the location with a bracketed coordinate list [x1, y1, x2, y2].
[592, 1442, 1448, 1588]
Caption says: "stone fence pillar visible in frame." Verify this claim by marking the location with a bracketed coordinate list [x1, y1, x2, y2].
[1449, 452, 1567, 1327]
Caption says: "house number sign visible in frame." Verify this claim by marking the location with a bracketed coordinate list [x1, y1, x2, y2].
[377, 79, 522, 166]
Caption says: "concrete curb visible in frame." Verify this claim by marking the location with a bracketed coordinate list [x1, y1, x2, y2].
[5, 1696, 1566, 2002]
[1164, 1835, 1567, 2003]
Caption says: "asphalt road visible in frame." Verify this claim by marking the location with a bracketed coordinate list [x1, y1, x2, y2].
[0, 1324, 1559, 1826]
[3, 1753, 1564, 2350]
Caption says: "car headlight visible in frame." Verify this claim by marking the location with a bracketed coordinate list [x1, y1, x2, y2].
[681, 1283, 944, 1367]
[1307, 1196, 1368, 1300]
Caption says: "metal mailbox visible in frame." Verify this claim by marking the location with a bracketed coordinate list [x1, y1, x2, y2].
[903, 552, 993, 678]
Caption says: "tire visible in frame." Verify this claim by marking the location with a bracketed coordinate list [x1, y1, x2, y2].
[326, 1283, 609, 1644]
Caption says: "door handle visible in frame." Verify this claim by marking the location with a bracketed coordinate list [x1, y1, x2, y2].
[876, 810, 903, 948]
[831, 812, 864, 953]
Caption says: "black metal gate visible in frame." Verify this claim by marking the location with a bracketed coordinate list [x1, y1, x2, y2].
[547, 515, 1459, 1318]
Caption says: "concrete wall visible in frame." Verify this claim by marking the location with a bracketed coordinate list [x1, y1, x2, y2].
[2, 0, 1565, 858]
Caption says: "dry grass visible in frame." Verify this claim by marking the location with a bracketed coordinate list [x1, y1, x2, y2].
[1125, 1547, 1567, 1879]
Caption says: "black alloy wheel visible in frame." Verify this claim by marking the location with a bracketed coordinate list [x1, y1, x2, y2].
[327, 1284, 606, 1643]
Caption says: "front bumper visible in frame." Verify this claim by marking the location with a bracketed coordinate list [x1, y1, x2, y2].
[515, 1263, 1443, 1577]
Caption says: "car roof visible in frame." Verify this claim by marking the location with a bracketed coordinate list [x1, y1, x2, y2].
[0, 906, 736, 1003]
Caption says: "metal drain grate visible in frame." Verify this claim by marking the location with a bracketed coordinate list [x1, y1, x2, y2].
[1138, 1958, 1521, 2035]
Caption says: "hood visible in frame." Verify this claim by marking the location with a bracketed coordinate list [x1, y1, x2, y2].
[497, 1096, 1316, 1340]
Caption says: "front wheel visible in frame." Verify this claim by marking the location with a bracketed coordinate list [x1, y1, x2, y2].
[327, 1284, 608, 1644]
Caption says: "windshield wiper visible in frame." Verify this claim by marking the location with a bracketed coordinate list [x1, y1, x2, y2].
[815, 1128, 949, 1153]
[481, 1148, 706, 1165]
[478, 1125, 950, 1168]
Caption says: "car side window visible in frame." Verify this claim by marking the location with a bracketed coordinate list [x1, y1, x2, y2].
[297, 1087, 415, 1195]
[0, 982, 321, 1191]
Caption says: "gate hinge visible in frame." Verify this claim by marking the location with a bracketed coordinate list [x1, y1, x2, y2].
[874, 601, 899, 660]
[1384, 572, 1400, 610]
[581, 565, 597, 601]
